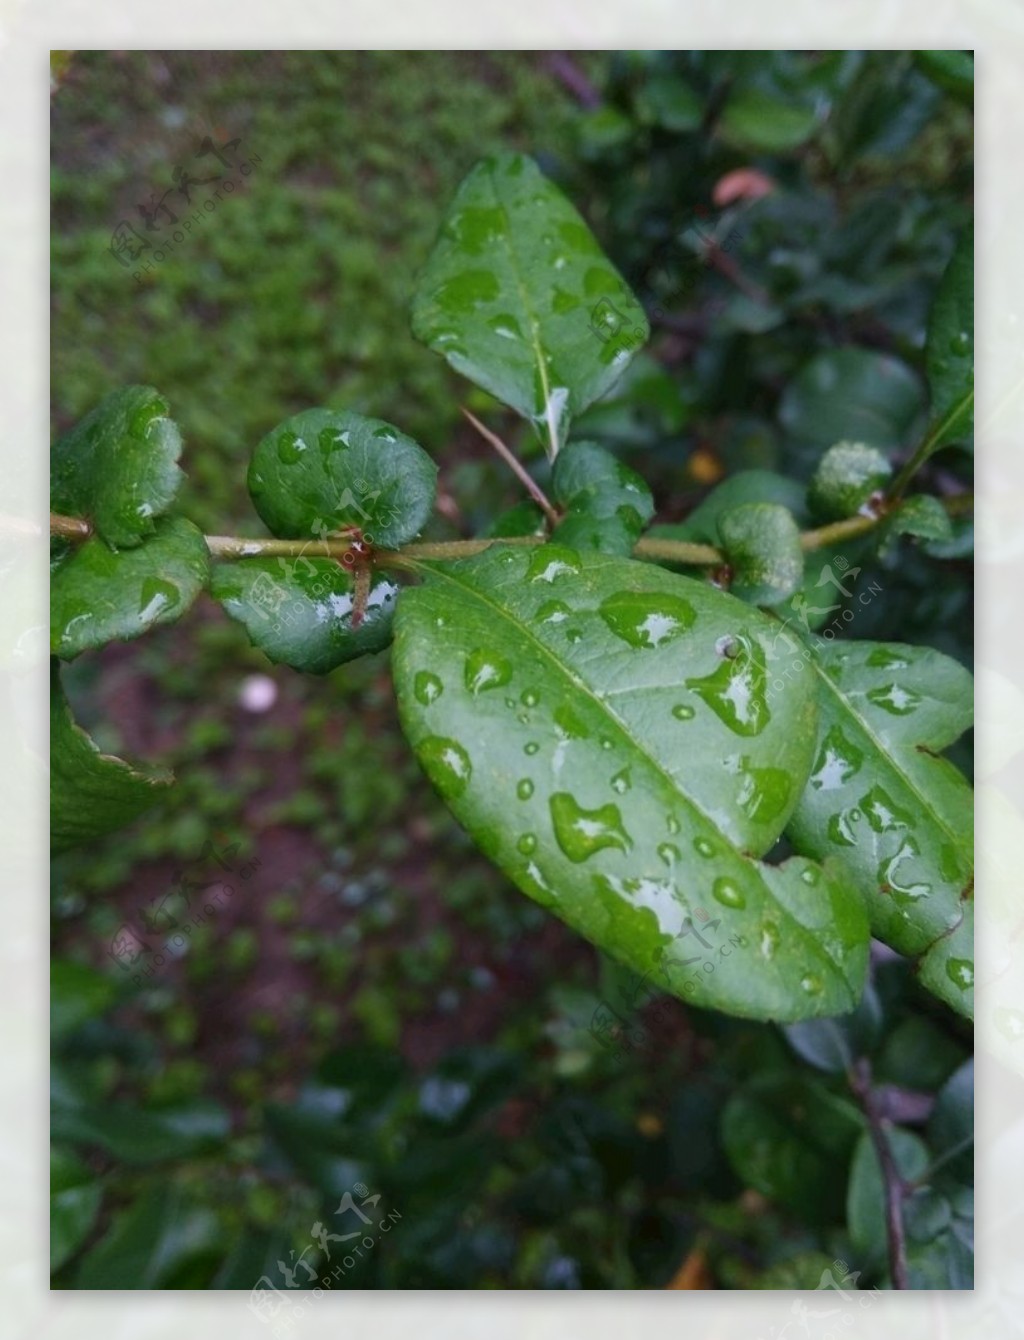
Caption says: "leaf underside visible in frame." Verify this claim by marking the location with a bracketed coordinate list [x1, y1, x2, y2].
[393, 546, 869, 1022]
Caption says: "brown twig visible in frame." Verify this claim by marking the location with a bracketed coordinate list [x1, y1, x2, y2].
[850, 1058, 909, 1289]
[50, 511, 92, 541]
[544, 52, 602, 110]
[460, 407, 560, 529]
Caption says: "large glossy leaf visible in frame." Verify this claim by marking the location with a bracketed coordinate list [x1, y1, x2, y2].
[411, 152, 648, 457]
[211, 557, 400, 673]
[51, 386, 184, 548]
[247, 408, 437, 548]
[51, 516, 210, 658]
[925, 226, 973, 452]
[50, 662, 171, 854]
[393, 545, 869, 1022]
[784, 640, 974, 1017]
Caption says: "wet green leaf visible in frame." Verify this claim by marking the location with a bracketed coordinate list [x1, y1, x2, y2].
[411, 153, 648, 458]
[917, 901, 974, 1022]
[211, 557, 401, 673]
[51, 1147, 103, 1274]
[717, 502, 804, 606]
[634, 75, 702, 132]
[552, 440, 653, 556]
[928, 1058, 973, 1182]
[808, 441, 892, 521]
[783, 981, 883, 1073]
[393, 545, 869, 1022]
[888, 494, 954, 543]
[52, 1097, 230, 1164]
[50, 662, 171, 854]
[50, 517, 210, 659]
[247, 408, 437, 548]
[51, 386, 185, 548]
[785, 641, 973, 1017]
[74, 1187, 221, 1288]
[925, 226, 973, 451]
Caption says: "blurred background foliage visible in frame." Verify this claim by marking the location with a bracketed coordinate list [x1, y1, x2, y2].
[51, 50, 973, 1290]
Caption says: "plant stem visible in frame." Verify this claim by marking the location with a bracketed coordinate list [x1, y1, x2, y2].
[50, 511, 92, 541]
[888, 391, 974, 502]
[52, 492, 974, 568]
[850, 1058, 910, 1290]
[460, 407, 560, 528]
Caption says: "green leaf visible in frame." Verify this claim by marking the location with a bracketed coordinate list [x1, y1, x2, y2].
[393, 546, 869, 1022]
[484, 501, 547, 538]
[785, 640, 974, 1017]
[50, 662, 171, 854]
[716, 503, 804, 607]
[51, 1147, 103, 1274]
[652, 470, 807, 547]
[51, 958, 118, 1040]
[915, 50, 973, 105]
[928, 1058, 973, 1182]
[719, 90, 819, 152]
[917, 902, 974, 1021]
[50, 517, 210, 659]
[552, 440, 654, 556]
[779, 349, 924, 452]
[722, 1074, 864, 1221]
[782, 981, 883, 1073]
[847, 1126, 930, 1266]
[634, 75, 703, 132]
[411, 152, 648, 458]
[211, 557, 400, 673]
[52, 1096, 230, 1164]
[888, 494, 954, 543]
[808, 441, 892, 521]
[925, 226, 974, 452]
[247, 408, 437, 548]
[51, 387, 185, 549]
[74, 1187, 221, 1289]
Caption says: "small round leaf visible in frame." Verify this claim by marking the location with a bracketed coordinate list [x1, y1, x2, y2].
[808, 441, 892, 520]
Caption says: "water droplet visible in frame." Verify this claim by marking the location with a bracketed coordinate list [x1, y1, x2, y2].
[800, 974, 824, 996]
[565, 628, 583, 643]
[867, 684, 922, 716]
[760, 922, 781, 959]
[275, 430, 303, 464]
[549, 793, 632, 863]
[666, 816, 681, 835]
[488, 313, 523, 341]
[138, 577, 179, 622]
[527, 545, 582, 584]
[686, 636, 770, 737]
[600, 737, 614, 751]
[713, 878, 746, 909]
[413, 671, 443, 705]
[736, 760, 792, 824]
[693, 837, 716, 859]
[317, 426, 348, 459]
[800, 866, 820, 886]
[418, 736, 472, 800]
[129, 401, 163, 437]
[554, 704, 591, 739]
[599, 591, 696, 649]
[862, 785, 913, 834]
[516, 778, 534, 801]
[521, 689, 540, 708]
[867, 647, 908, 669]
[537, 600, 571, 625]
[658, 843, 680, 867]
[517, 833, 537, 855]
[610, 767, 631, 795]
[715, 635, 740, 659]
[671, 703, 695, 721]
[950, 330, 971, 356]
[810, 726, 865, 791]
[524, 742, 540, 756]
[464, 648, 512, 695]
